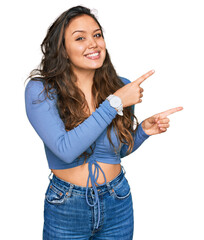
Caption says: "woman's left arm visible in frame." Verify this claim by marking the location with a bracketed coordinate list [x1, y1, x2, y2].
[120, 103, 150, 158]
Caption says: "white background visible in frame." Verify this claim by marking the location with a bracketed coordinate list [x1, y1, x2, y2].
[1, 0, 203, 239]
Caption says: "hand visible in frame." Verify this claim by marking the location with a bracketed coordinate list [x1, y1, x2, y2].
[114, 70, 155, 107]
[142, 107, 183, 136]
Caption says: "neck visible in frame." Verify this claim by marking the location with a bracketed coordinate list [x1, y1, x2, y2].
[72, 67, 95, 91]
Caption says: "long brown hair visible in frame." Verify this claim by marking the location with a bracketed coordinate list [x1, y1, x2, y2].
[27, 5, 139, 162]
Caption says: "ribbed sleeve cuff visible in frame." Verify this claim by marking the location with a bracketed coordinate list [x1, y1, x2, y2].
[97, 99, 118, 123]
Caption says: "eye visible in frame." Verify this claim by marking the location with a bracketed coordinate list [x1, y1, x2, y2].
[94, 33, 102, 38]
[76, 37, 85, 41]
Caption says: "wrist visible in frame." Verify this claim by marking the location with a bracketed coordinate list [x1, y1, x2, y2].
[106, 94, 123, 116]
[141, 121, 151, 136]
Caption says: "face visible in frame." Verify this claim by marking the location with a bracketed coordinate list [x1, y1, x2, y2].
[64, 14, 106, 76]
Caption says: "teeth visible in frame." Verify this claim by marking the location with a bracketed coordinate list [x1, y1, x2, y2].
[86, 52, 99, 57]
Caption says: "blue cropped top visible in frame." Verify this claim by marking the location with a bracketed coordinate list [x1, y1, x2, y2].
[25, 76, 150, 229]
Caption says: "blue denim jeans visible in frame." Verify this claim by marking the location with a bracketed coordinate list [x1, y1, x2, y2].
[43, 165, 134, 239]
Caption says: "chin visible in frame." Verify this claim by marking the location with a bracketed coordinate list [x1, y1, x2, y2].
[86, 62, 104, 70]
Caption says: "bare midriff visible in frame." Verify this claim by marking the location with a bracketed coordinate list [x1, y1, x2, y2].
[51, 162, 121, 187]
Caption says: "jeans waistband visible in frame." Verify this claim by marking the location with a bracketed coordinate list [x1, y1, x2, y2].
[49, 164, 126, 230]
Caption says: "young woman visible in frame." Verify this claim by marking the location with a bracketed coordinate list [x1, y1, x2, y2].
[25, 5, 183, 240]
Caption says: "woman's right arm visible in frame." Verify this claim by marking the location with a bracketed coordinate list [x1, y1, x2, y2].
[25, 70, 154, 164]
[25, 80, 118, 163]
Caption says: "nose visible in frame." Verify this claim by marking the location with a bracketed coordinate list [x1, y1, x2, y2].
[88, 36, 97, 48]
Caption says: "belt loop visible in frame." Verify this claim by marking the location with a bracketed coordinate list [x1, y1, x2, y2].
[121, 165, 126, 175]
[90, 187, 94, 195]
[66, 183, 74, 198]
[106, 182, 114, 196]
[48, 171, 53, 180]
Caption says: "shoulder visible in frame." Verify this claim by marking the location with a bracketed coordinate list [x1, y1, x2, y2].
[118, 76, 131, 85]
[25, 78, 44, 94]
[25, 79, 46, 103]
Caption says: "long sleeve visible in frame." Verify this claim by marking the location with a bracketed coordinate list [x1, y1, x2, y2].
[25, 80, 118, 164]
[120, 119, 150, 158]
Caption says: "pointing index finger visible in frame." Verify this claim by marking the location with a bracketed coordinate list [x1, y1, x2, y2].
[135, 70, 155, 85]
[160, 107, 183, 118]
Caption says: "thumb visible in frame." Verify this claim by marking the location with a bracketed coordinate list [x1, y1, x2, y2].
[144, 116, 156, 126]
[149, 116, 157, 124]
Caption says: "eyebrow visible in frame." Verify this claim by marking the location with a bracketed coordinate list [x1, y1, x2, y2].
[72, 28, 101, 35]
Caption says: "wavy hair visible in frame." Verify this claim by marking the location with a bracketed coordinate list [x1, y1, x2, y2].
[27, 5, 139, 163]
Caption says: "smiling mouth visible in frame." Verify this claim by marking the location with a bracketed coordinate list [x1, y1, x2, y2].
[85, 51, 100, 59]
